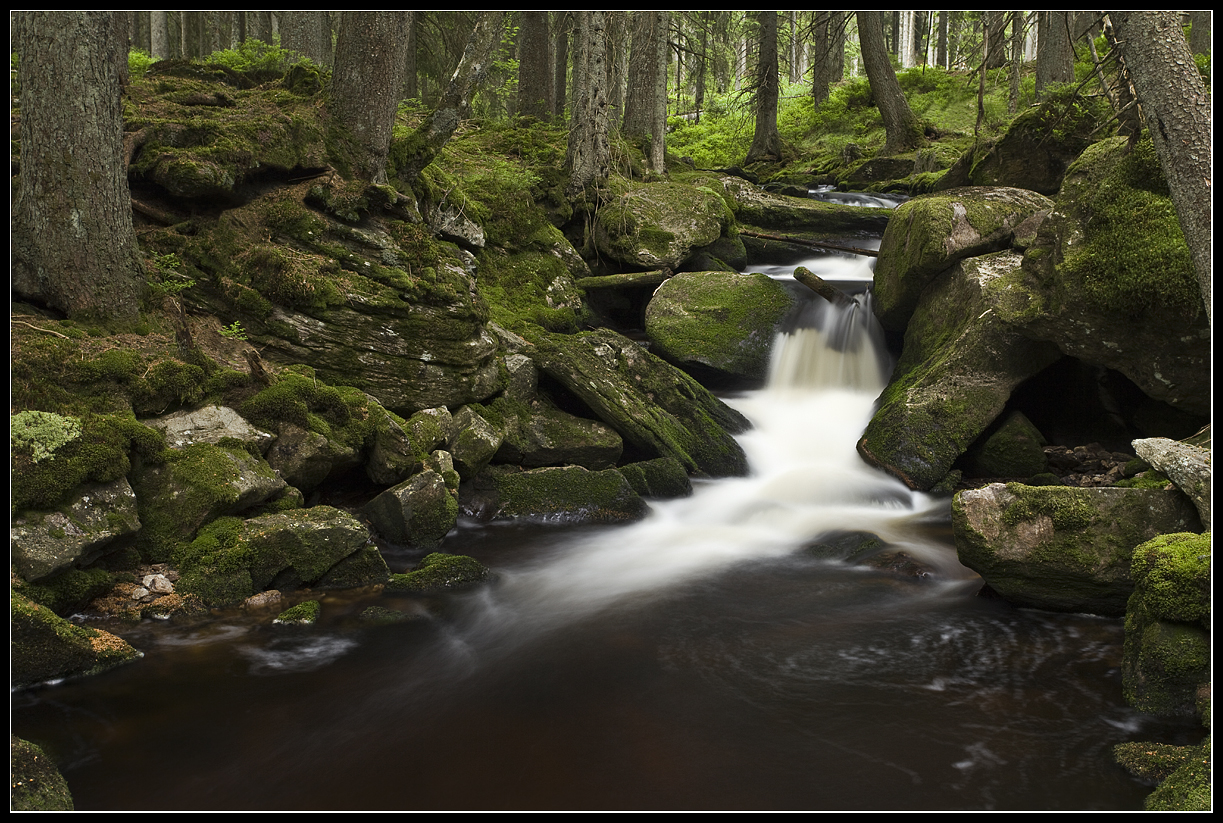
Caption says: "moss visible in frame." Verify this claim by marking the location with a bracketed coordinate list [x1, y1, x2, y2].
[17, 567, 114, 615]
[273, 599, 321, 625]
[1130, 532, 1211, 626]
[475, 248, 582, 335]
[1001, 483, 1094, 531]
[1143, 737, 1211, 811]
[10, 736, 74, 811]
[12, 413, 165, 513]
[11, 590, 142, 689]
[1059, 138, 1199, 316]
[386, 552, 489, 593]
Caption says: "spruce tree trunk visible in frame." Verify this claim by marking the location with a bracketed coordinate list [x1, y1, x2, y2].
[517, 11, 554, 119]
[12, 11, 142, 321]
[331, 12, 409, 185]
[1036, 11, 1075, 99]
[1111, 11, 1212, 323]
[745, 11, 782, 164]
[565, 10, 611, 199]
[623, 11, 668, 174]
[151, 11, 170, 59]
[281, 11, 332, 67]
[857, 11, 925, 155]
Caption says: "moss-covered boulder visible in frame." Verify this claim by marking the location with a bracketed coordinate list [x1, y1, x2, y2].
[1133, 438, 1211, 529]
[1122, 532, 1211, 716]
[872, 187, 1053, 334]
[273, 599, 321, 626]
[492, 398, 624, 470]
[644, 271, 796, 386]
[11, 478, 141, 582]
[858, 252, 1061, 490]
[11, 590, 142, 689]
[133, 442, 287, 560]
[386, 552, 490, 593]
[471, 465, 649, 524]
[1013, 137, 1209, 415]
[531, 329, 750, 478]
[617, 457, 693, 500]
[592, 180, 732, 269]
[951, 483, 1203, 615]
[173, 506, 384, 606]
[957, 410, 1049, 480]
[11, 735, 74, 811]
[1115, 738, 1212, 811]
[362, 469, 458, 549]
[448, 405, 506, 480]
[936, 92, 1110, 195]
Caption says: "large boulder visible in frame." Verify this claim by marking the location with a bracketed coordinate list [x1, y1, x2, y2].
[265, 422, 361, 492]
[644, 271, 796, 386]
[144, 405, 275, 454]
[872, 186, 1053, 334]
[952, 483, 1203, 615]
[531, 329, 750, 477]
[470, 465, 649, 524]
[592, 181, 732, 269]
[492, 398, 624, 470]
[175, 506, 386, 606]
[11, 735, 74, 811]
[11, 478, 141, 582]
[132, 442, 287, 560]
[11, 590, 142, 689]
[362, 469, 459, 549]
[1012, 138, 1209, 415]
[858, 252, 1061, 490]
[1133, 437, 1211, 529]
[1122, 532, 1211, 716]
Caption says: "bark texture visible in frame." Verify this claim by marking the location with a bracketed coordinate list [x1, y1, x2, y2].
[280, 11, 332, 67]
[1111, 11, 1212, 323]
[1036, 11, 1075, 99]
[623, 11, 668, 175]
[12, 11, 142, 321]
[332, 12, 410, 184]
[745, 11, 782, 164]
[566, 11, 611, 199]
[857, 11, 924, 156]
[517, 11, 554, 119]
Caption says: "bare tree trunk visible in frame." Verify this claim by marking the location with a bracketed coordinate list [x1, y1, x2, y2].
[937, 11, 949, 69]
[248, 11, 273, 45]
[517, 11, 554, 119]
[1110, 11, 1212, 323]
[151, 11, 170, 59]
[566, 11, 611, 200]
[985, 11, 1008, 68]
[553, 12, 571, 119]
[857, 11, 925, 155]
[332, 12, 409, 185]
[12, 11, 142, 321]
[1188, 11, 1211, 56]
[281, 11, 332, 67]
[624, 9, 669, 174]
[1009, 11, 1024, 113]
[745, 11, 782, 164]
[1036, 11, 1075, 99]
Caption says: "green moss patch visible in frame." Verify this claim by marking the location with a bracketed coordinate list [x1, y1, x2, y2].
[387, 552, 490, 593]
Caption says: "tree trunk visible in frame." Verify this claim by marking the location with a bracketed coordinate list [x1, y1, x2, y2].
[248, 11, 273, 45]
[985, 11, 1008, 68]
[1187, 11, 1211, 56]
[1036, 11, 1075, 99]
[1009, 11, 1024, 113]
[1110, 11, 1212, 323]
[150, 11, 170, 59]
[937, 11, 949, 69]
[281, 11, 332, 67]
[812, 11, 842, 108]
[399, 11, 507, 186]
[624, 10, 668, 174]
[331, 12, 409, 185]
[857, 11, 925, 155]
[553, 12, 571, 119]
[12, 11, 142, 322]
[745, 11, 782, 164]
[517, 11, 554, 119]
[565, 11, 611, 199]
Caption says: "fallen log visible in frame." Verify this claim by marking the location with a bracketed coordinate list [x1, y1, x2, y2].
[739, 229, 878, 258]
[793, 266, 855, 308]
[575, 268, 673, 290]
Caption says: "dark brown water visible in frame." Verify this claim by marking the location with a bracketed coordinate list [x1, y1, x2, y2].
[11, 264, 1199, 810]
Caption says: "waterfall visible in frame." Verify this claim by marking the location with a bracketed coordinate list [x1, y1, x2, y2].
[482, 285, 955, 637]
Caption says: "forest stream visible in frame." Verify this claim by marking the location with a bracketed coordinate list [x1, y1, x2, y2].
[10, 240, 1201, 811]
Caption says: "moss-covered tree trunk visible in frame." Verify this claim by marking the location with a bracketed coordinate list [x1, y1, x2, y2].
[12, 11, 142, 322]
[1111, 11, 1213, 325]
[745, 11, 782, 164]
[857, 11, 924, 156]
[396, 11, 506, 186]
[331, 11, 410, 185]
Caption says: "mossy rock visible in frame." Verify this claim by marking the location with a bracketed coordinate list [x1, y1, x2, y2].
[644, 271, 796, 387]
[952, 483, 1203, 615]
[858, 253, 1061, 491]
[11, 735, 74, 811]
[1123, 595, 1210, 717]
[11, 478, 142, 583]
[386, 552, 490, 594]
[592, 180, 731, 269]
[362, 470, 459, 549]
[11, 590, 142, 689]
[273, 599, 321, 625]
[1130, 532, 1211, 626]
[958, 409, 1049, 479]
[480, 464, 649, 524]
[1142, 737, 1211, 811]
[617, 457, 692, 500]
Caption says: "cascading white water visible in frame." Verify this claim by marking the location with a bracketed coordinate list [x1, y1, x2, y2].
[486, 265, 956, 634]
